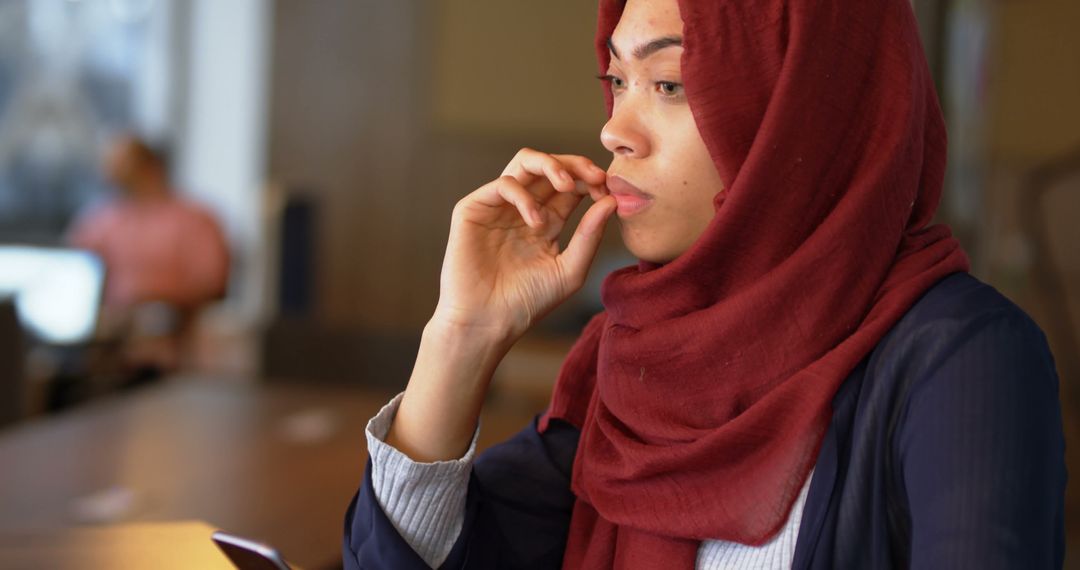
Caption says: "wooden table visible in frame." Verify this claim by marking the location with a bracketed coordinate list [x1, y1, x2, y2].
[0, 378, 539, 569]
[0, 521, 236, 570]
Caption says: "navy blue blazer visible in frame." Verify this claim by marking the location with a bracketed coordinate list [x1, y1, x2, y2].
[344, 273, 1066, 569]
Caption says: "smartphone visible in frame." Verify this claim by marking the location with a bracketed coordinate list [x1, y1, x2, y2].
[211, 530, 294, 570]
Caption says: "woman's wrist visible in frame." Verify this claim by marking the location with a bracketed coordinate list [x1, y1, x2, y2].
[384, 316, 514, 462]
[423, 313, 517, 360]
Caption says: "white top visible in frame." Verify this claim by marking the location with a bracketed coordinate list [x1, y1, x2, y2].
[366, 393, 815, 569]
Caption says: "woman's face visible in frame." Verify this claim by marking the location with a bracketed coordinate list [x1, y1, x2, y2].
[601, 0, 725, 264]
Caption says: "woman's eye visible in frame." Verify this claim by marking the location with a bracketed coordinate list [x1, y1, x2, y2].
[657, 81, 684, 97]
[597, 74, 626, 92]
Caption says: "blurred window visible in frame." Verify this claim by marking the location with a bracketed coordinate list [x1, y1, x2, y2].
[0, 0, 171, 242]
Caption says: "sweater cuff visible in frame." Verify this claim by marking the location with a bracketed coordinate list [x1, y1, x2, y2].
[365, 392, 479, 568]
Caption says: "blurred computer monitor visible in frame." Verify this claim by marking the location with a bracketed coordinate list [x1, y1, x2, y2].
[0, 246, 105, 345]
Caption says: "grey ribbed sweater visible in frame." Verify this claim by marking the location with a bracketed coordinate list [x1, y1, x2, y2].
[366, 393, 814, 569]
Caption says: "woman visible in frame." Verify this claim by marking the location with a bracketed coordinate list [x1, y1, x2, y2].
[344, 0, 1066, 568]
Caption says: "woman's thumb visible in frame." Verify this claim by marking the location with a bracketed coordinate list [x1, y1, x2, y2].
[559, 196, 616, 288]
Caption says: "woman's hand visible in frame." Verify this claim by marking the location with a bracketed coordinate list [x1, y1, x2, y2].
[385, 149, 615, 462]
[432, 148, 617, 348]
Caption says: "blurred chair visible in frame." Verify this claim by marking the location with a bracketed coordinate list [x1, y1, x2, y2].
[0, 296, 26, 427]
[276, 194, 316, 318]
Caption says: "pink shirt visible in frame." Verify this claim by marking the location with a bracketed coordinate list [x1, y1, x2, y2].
[68, 196, 229, 310]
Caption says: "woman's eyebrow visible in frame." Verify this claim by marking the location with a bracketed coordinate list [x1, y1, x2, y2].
[607, 36, 683, 61]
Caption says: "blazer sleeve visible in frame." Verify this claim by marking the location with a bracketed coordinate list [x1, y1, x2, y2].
[343, 416, 580, 569]
[896, 309, 1067, 569]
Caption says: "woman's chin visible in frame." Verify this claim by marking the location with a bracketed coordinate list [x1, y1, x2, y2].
[618, 226, 680, 265]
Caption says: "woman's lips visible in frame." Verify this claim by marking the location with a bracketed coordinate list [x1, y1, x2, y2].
[607, 175, 654, 217]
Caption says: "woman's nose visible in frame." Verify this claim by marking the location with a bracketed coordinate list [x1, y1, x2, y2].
[600, 100, 651, 158]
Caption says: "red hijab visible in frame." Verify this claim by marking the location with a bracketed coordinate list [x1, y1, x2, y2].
[539, 0, 970, 567]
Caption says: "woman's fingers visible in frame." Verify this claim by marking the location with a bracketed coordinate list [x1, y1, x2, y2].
[532, 192, 585, 242]
[551, 154, 608, 190]
[502, 148, 607, 199]
[466, 175, 544, 227]
[545, 191, 586, 222]
[558, 196, 617, 287]
[461, 149, 610, 231]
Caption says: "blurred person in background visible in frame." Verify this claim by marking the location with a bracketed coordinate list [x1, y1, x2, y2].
[67, 133, 229, 383]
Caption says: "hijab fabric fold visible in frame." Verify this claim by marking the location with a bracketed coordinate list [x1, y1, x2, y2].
[539, 0, 970, 567]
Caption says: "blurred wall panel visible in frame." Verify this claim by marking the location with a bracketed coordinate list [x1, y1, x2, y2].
[432, 0, 604, 138]
[989, 0, 1080, 161]
[268, 0, 427, 331]
[977, 0, 1080, 325]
